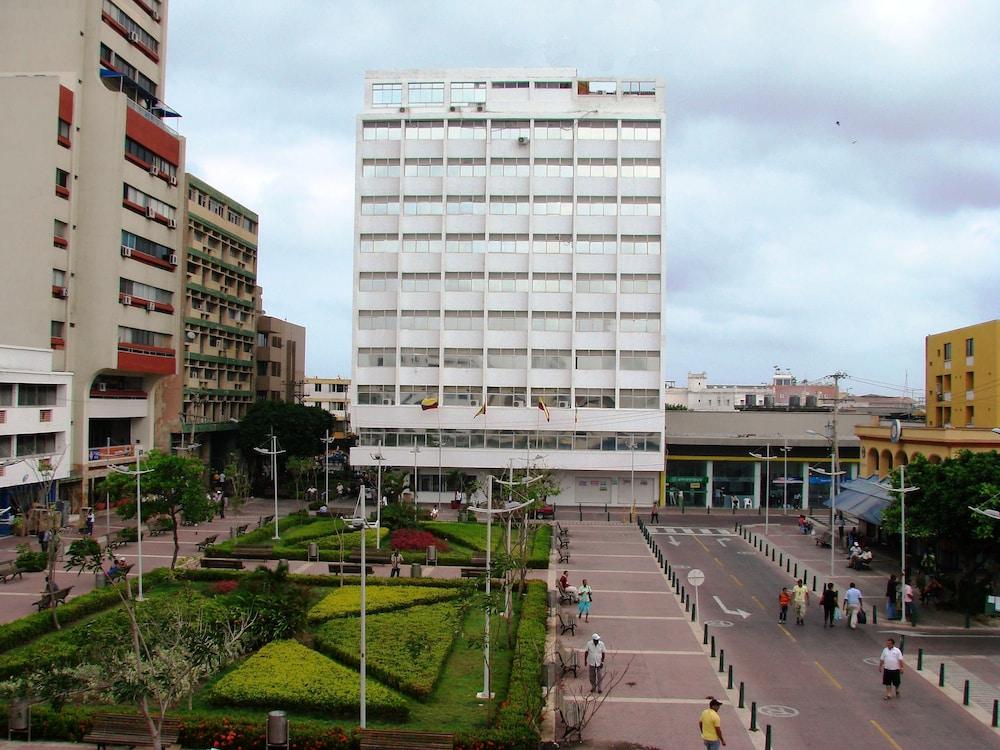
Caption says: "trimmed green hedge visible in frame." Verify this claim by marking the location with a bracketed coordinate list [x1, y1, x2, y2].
[174, 567, 468, 590]
[314, 601, 461, 698]
[307, 585, 461, 623]
[528, 524, 552, 568]
[210, 640, 408, 720]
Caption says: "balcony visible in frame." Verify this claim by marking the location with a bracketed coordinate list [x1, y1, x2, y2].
[117, 341, 176, 375]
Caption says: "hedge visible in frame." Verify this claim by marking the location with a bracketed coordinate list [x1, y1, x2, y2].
[210, 640, 408, 721]
[314, 601, 461, 698]
[527, 524, 552, 568]
[307, 585, 461, 623]
[174, 568, 468, 590]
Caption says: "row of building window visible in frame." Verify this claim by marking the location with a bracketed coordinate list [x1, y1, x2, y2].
[359, 272, 660, 293]
[365, 156, 660, 178]
[358, 310, 661, 333]
[102, 1, 159, 53]
[0, 384, 59, 407]
[360, 233, 659, 255]
[100, 43, 157, 97]
[188, 188, 259, 234]
[363, 120, 660, 141]
[118, 325, 171, 348]
[360, 195, 660, 215]
[123, 183, 176, 221]
[358, 347, 659, 370]
[371, 80, 652, 107]
[0, 432, 58, 459]
[121, 229, 173, 263]
[120, 277, 172, 304]
[356, 427, 661, 452]
[125, 137, 176, 178]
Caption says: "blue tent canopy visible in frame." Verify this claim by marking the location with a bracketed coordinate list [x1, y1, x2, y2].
[820, 476, 892, 525]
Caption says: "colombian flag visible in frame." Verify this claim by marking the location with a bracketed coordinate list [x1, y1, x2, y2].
[420, 397, 439, 411]
[474, 403, 487, 418]
[537, 398, 550, 422]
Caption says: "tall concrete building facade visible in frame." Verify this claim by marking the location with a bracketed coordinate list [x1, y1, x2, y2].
[926, 320, 1000, 429]
[0, 0, 184, 505]
[349, 69, 665, 505]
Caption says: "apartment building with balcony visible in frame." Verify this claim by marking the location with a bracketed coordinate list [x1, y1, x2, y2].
[926, 319, 1000, 428]
[349, 68, 666, 505]
[303, 376, 351, 438]
[255, 295, 306, 404]
[0, 0, 184, 506]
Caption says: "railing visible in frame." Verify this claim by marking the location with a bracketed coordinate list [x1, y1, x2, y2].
[127, 98, 178, 137]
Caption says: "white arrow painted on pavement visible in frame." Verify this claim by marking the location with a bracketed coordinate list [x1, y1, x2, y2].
[717, 538, 730, 548]
[712, 595, 751, 619]
[666, 535, 681, 547]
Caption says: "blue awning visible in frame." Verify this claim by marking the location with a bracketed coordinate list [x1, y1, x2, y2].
[820, 476, 892, 525]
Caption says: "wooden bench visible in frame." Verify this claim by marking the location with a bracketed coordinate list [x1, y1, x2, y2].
[460, 567, 487, 578]
[558, 698, 582, 741]
[557, 612, 576, 636]
[558, 536, 570, 550]
[557, 547, 571, 563]
[556, 583, 575, 605]
[33, 586, 73, 611]
[328, 562, 374, 576]
[0, 559, 23, 583]
[83, 712, 181, 750]
[200, 558, 244, 570]
[147, 525, 169, 537]
[557, 648, 579, 678]
[235, 546, 272, 559]
[259, 514, 274, 528]
[470, 555, 487, 567]
[107, 536, 129, 553]
[358, 728, 453, 750]
[233, 524, 249, 537]
[196, 534, 219, 552]
[348, 551, 392, 565]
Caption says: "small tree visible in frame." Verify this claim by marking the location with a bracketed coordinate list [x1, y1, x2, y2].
[286, 456, 314, 502]
[99, 450, 212, 569]
[223, 452, 252, 513]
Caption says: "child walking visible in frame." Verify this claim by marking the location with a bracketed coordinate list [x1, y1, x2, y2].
[778, 586, 791, 624]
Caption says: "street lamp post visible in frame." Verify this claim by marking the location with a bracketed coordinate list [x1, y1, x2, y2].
[108, 446, 152, 600]
[809, 463, 846, 577]
[409, 438, 420, 505]
[862, 467, 918, 623]
[253, 430, 285, 540]
[629, 435, 637, 524]
[370, 443, 384, 550]
[780, 441, 790, 515]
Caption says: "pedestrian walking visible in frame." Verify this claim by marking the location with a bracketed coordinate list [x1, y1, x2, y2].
[37, 528, 49, 555]
[389, 548, 403, 578]
[698, 697, 727, 749]
[885, 574, 898, 620]
[85, 510, 95, 536]
[843, 582, 863, 629]
[792, 578, 809, 625]
[879, 637, 904, 699]
[650, 504, 660, 523]
[577, 579, 593, 622]
[584, 633, 606, 693]
[778, 587, 791, 623]
[820, 582, 839, 627]
[903, 581, 916, 621]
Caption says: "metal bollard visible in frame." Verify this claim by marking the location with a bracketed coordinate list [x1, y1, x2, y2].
[692, 602, 697, 622]
[812, 575, 817, 592]
[917, 648, 923, 671]
[939, 663, 946, 687]
[739, 681, 745, 708]
[771, 548, 776, 562]
[703, 622, 709, 644]
[719, 648, 725, 673]
[873, 605, 878, 625]
[992, 699, 998, 727]
[786, 558, 791, 573]
[794, 562, 798, 577]
[750, 701, 758, 731]
[727, 664, 734, 689]
[765, 724, 772, 750]
[711, 635, 716, 658]
[765, 543, 769, 556]
[900, 634, 905, 651]
[685, 596, 690, 614]
[779, 552, 783, 566]
[963, 680, 971, 706]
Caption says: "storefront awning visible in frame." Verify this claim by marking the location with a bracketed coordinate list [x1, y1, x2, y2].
[821, 477, 892, 525]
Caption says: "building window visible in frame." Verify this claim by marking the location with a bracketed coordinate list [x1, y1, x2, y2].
[52, 268, 66, 287]
[575, 388, 616, 408]
[360, 196, 400, 215]
[487, 386, 526, 406]
[488, 196, 529, 215]
[577, 158, 618, 178]
[622, 81, 656, 96]
[532, 196, 573, 216]
[401, 273, 441, 292]
[445, 234, 486, 254]
[402, 195, 444, 214]
[575, 234, 616, 255]
[102, 0, 159, 52]
[121, 230, 173, 263]
[534, 81, 572, 89]
[57, 119, 71, 146]
[123, 184, 176, 221]
[399, 310, 440, 330]
[532, 311, 571, 332]
[56, 169, 70, 194]
[965, 338, 974, 357]
[487, 310, 528, 330]
[532, 235, 572, 254]
[402, 234, 443, 253]
[118, 325, 170, 348]
[358, 310, 397, 330]
[577, 196, 618, 216]
[447, 158, 487, 177]
[490, 81, 529, 89]
[620, 351, 660, 371]
[372, 82, 402, 107]
[15, 432, 57, 457]
[451, 82, 486, 103]
[357, 385, 395, 405]
[534, 120, 573, 139]
[943, 342, 952, 361]
[577, 80, 617, 96]
[443, 385, 481, 406]
[403, 158, 444, 176]
[120, 277, 173, 305]
[400, 385, 436, 405]
[620, 313, 661, 332]
[445, 195, 486, 215]
[577, 121, 618, 140]
[447, 121, 487, 140]
[358, 272, 396, 292]
[444, 271, 484, 291]
[489, 158, 529, 177]
[362, 121, 401, 140]
[576, 312, 615, 332]
[532, 389, 571, 408]
[399, 347, 437, 368]
[125, 137, 177, 179]
[487, 348, 527, 369]
[443, 311, 483, 331]
[620, 197, 661, 216]
[443, 348, 482, 368]
[621, 121, 661, 141]
[621, 158, 661, 178]
[575, 350, 616, 370]
[621, 274, 661, 293]
[408, 82, 444, 105]
[620, 389, 660, 409]
[577, 273, 616, 293]
[17, 384, 58, 407]
[50, 320, 65, 338]
[620, 235, 661, 255]
[359, 347, 396, 368]
[405, 121, 445, 140]
[490, 120, 530, 140]
[532, 273, 572, 293]
[362, 158, 401, 177]
[359, 233, 399, 253]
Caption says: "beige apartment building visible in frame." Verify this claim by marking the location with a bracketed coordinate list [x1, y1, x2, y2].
[0, 0, 184, 506]
[157, 175, 259, 466]
[303, 377, 351, 438]
[255, 296, 306, 404]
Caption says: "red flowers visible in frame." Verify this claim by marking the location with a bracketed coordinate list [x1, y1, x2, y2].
[389, 529, 449, 552]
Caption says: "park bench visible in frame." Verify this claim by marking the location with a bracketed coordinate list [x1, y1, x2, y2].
[328, 562, 375, 576]
[470, 555, 487, 566]
[348, 551, 392, 564]
[235, 546, 272, 559]
[460, 567, 487, 578]
[83, 712, 181, 750]
[557, 648, 579, 678]
[556, 582, 575, 605]
[200, 558, 244, 570]
[0, 559, 23, 583]
[233, 524, 249, 537]
[196, 534, 219, 552]
[555, 522, 570, 538]
[107, 563, 134, 582]
[557, 612, 576, 636]
[107, 532, 130, 552]
[557, 547, 571, 563]
[558, 536, 570, 550]
[33, 586, 73, 611]
[558, 698, 582, 741]
[259, 514, 274, 528]
[358, 728, 453, 750]
[147, 525, 168, 537]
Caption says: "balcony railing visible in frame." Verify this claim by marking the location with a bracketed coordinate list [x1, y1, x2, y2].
[127, 98, 178, 137]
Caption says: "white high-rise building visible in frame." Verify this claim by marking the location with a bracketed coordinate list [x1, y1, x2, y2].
[349, 68, 665, 506]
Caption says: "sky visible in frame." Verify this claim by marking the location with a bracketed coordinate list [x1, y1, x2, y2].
[164, 0, 1000, 400]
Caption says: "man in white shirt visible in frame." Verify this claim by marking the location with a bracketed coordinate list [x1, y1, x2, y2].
[843, 583, 863, 629]
[879, 637, 904, 699]
[585, 633, 607, 693]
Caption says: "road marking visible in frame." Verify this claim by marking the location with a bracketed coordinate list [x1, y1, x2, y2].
[717, 538, 730, 548]
[666, 535, 681, 546]
[869, 719, 904, 750]
[712, 595, 751, 619]
[587, 615, 686, 621]
[815, 660, 842, 690]
[712, 556, 725, 569]
[649, 527, 734, 536]
[695, 537, 710, 552]
[751, 595, 766, 611]
[728, 573, 743, 587]
[778, 624, 796, 642]
[758, 705, 799, 718]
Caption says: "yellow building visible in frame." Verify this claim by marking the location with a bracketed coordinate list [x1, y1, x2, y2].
[926, 320, 1000, 428]
[857, 420, 1000, 478]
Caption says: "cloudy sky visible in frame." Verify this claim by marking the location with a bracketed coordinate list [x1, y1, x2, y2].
[165, 0, 1000, 399]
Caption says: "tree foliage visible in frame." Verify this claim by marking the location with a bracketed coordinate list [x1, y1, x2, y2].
[98, 450, 211, 568]
[236, 401, 334, 468]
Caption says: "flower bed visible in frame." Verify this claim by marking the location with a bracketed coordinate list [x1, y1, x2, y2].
[389, 528, 450, 552]
[314, 600, 461, 697]
[210, 640, 408, 720]
[307, 585, 461, 623]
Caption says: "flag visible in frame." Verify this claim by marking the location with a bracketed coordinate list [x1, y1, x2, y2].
[538, 398, 550, 422]
[474, 402, 487, 419]
[420, 397, 439, 411]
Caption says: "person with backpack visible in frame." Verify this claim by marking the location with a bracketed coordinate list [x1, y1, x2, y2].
[820, 582, 839, 627]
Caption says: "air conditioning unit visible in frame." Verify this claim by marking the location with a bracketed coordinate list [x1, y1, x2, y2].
[122, 295, 132, 305]
[148, 164, 159, 176]
[398, 106, 406, 113]
[381, 398, 392, 405]
[168, 253, 178, 264]
[169, 175, 177, 186]
[469, 399, 480, 407]
[98, 382, 108, 392]
[168, 218, 177, 229]
[145, 206, 155, 218]
[512, 400, 524, 407]
[121, 245, 132, 257]
[59, 288, 69, 299]
[147, 301, 157, 311]
[128, 31, 139, 42]
[449, 106, 457, 112]
[517, 136, 529, 145]
[476, 103, 485, 112]
[152, 10, 160, 21]
[556, 399, 569, 408]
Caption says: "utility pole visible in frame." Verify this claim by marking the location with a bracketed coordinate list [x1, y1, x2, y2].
[828, 371, 848, 577]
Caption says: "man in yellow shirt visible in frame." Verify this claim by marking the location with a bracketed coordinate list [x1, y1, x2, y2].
[698, 697, 726, 749]
[792, 578, 810, 625]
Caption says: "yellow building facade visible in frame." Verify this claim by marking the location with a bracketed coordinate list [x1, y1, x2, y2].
[926, 320, 1000, 428]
